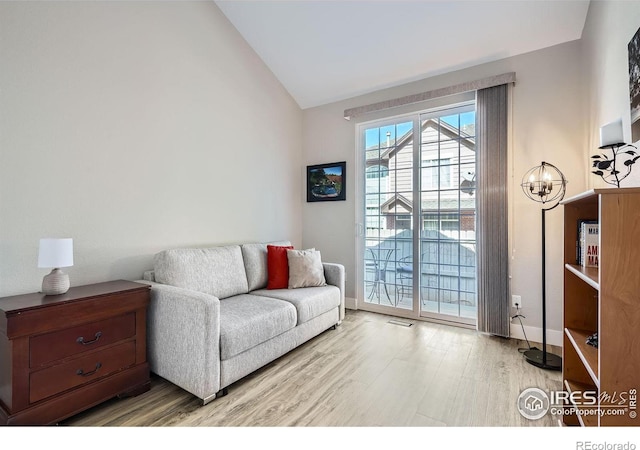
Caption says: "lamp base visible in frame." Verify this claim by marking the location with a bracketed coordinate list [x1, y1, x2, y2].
[523, 349, 562, 371]
[42, 268, 70, 295]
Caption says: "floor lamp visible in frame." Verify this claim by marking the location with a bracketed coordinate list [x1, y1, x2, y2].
[520, 161, 567, 371]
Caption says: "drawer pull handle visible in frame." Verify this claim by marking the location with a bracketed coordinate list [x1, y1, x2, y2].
[76, 362, 102, 377]
[77, 331, 102, 345]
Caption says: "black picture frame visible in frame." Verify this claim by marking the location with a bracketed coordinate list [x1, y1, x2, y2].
[630, 25, 640, 142]
[307, 161, 346, 202]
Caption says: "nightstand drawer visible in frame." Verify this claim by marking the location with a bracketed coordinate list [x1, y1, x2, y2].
[29, 340, 136, 404]
[30, 312, 136, 368]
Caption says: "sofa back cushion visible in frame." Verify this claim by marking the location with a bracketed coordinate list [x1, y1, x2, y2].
[241, 241, 291, 291]
[154, 245, 249, 299]
[287, 248, 327, 289]
[267, 245, 294, 290]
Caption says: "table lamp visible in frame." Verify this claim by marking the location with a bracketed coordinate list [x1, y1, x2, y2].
[38, 238, 74, 295]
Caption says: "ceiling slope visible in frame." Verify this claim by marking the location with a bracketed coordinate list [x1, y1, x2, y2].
[216, 0, 590, 109]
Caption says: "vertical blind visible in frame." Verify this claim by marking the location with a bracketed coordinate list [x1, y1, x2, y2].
[476, 84, 510, 337]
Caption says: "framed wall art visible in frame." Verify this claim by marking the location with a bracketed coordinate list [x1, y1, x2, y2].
[307, 161, 346, 202]
[629, 25, 640, 142]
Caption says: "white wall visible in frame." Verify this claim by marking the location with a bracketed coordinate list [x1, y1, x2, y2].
[582, 0, 640, 188]
[302, 40, 587, 341]
[0, 1, 302, 296]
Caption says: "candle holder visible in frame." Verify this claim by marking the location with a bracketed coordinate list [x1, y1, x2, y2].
[591, 143, 639, 188]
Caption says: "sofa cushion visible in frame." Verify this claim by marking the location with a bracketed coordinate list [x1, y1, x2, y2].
[219, 294, 297, 360]
[241, 241, 291, 291]
[267, 245, 294, 289]
[154, 246, 249, 299]
[287, 249, 327, 289]
[251, 285, 340, 325]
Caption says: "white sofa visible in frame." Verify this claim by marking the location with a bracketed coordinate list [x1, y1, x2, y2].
[139, 241, 345, 404]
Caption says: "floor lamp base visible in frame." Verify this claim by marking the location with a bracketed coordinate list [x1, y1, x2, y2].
[523, 349, 562, 371]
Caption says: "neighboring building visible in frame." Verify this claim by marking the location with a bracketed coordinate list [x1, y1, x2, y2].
[365, 117, 476, 234]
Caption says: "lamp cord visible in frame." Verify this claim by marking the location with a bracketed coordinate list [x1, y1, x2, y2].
[511, 304, 538, 353]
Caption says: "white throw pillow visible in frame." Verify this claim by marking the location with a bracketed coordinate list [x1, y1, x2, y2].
[287, 249, 326, 289]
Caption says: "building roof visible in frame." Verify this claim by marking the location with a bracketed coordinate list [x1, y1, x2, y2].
[367, 118, 475, 168]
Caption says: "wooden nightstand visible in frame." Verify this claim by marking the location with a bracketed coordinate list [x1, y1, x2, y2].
[0, 280, 150, 425]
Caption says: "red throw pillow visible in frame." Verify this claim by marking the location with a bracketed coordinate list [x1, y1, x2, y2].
[267, 245, 294, 289]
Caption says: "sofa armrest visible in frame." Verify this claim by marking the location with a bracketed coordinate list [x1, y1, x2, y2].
[323, 263, 345, 322]
[136, 280, 221, 402]
[142, 270, 155, 282]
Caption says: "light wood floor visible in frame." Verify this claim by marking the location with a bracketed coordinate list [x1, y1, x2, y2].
[63, 310, 562, 427]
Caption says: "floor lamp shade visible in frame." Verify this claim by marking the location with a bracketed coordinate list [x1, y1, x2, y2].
[38, 238, 73, 295]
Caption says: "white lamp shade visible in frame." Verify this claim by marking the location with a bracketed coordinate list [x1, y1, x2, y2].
[38, 238, 74, 268]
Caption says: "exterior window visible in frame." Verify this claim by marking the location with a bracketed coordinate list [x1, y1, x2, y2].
[422, 159, 452, 190]
[423, 213, 460, 231]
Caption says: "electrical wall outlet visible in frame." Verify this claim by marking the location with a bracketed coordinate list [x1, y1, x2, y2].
[512, 294, 522, 307]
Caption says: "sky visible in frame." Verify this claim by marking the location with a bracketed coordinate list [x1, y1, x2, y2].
[323, 166, 343, 176]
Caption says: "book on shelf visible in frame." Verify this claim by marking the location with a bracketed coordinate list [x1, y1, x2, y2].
[580, 221, 599, 268]
[576, 219, 597, 265]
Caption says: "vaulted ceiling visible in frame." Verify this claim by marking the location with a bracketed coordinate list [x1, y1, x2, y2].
[215, 0, 590, 109]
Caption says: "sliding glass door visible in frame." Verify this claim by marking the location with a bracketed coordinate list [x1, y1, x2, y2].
[362, 119, 415, 311]
[418, 108, 477, 324]
[358, 105, 477, 325]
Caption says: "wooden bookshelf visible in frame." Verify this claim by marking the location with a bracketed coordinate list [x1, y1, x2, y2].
[561, 188, 640, 426]
[564, 328, 598, 385]
[564, 264, 598, 290]
[564, 380, 599, 427]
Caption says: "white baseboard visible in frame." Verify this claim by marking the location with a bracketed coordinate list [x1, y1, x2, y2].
[347, 299, 562, 348]
[510, 322, 563, 347]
